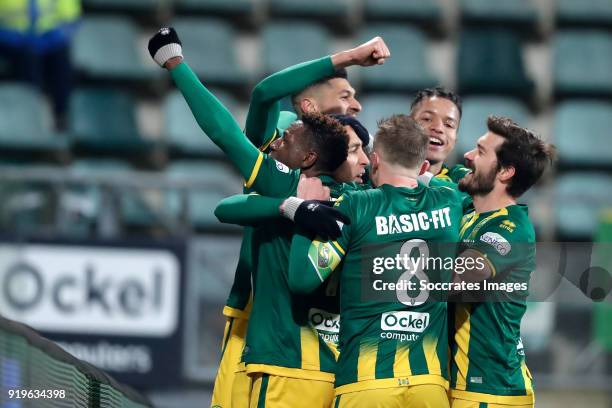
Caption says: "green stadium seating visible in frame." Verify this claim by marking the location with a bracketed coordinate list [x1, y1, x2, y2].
[262, 22, 330, 76]
[358, 25, 437, 93]
[172, 18, 248, 88]
[554, 100, 612, 170]
[556, 0, 612, 28]
[175, 0, 254, 17]
[359, 94, 413, 138]
[73, 16, 157, 81]
[269, 0, 350, 21]
[82, 0, 159, 13]
[164, 89, 239, 158]
[0, 83, 69, 156]
[69, 88, 153, 156]
[457, 29, 535, 100]
[553, 30, 612, 98]
[460, 0, 539, 35]
[456, 96, 530, 160]
[363, 0, 442, 27]
[555, 173, 612, 240]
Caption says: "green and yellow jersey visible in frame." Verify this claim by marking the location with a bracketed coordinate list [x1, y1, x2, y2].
[450, 204, 536, 405]
[435, 163, 472, 184]
[288, 183, 465, 394]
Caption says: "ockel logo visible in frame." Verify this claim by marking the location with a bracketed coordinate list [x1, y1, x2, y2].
[0, 245, 180, 337]
[308, 308, 340, 334]
[381, 311, 430, 333]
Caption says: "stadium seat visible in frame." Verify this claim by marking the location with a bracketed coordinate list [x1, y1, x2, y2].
[359, 94, 413, 137]
[262, 22, 331, 76]
[460, 0, 539, 35]
[69, 88, 154, 156]
[175, 0, 254, 18]
[457, 29, 535, 100]
[0, 162, 60, 234]
[554, 100, 612, 170]
[554, 173, 612, 240]
[164, 161, 243, 230]
[553, 30, 612, 98]
[456, 96, 530, 160]
[269, 0, 350, 22]
[358, 24, 437, 93]
[73, 16, 157, 81]
[0, 83, 69, 157]
[556, 0, 612, 28]
[82, 0, 159, 13]
[363, 0, 442, 28]
[172, 18, 248, 88]
[164, 89, 239, 158]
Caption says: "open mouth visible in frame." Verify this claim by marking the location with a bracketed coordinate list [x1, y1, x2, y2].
[355, 170, 366, 183]
[429, 136, 444, 148]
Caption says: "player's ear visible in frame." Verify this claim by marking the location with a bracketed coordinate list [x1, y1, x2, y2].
[302, 151, 318, 169]
[498, 165, 515, 183]
[419, 160, 430, 175]
[300, 98, 317, 114]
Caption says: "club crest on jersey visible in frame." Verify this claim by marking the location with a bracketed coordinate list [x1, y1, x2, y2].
[480, 232, 511, 256]
[275, 160, 290, 173]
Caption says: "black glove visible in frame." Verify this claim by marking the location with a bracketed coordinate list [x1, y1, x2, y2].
[282, 198, 351, 240]
[148, 27, 183, 67]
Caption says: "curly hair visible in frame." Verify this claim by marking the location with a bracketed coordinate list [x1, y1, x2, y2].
[301, 112, 349, 173]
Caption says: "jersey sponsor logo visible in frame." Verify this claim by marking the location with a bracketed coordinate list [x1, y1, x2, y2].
[375, 207, 453, 235]
[480, 232, 511, 256]
[470, 377, 483, 384]
[308, 308, 340, 334]
[380, 311, 430, 333]
[274, 160, 290, 173]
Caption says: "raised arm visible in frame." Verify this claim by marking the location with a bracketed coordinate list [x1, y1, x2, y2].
[245, 36, 392, 147]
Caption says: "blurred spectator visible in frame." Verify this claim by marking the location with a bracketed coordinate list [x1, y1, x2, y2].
[0, 0, 81, 130]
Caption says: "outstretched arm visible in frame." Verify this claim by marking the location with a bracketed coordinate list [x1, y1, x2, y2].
[245, 36, 392, 147]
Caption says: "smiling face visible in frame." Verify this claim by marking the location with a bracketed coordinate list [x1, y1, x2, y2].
[268, 122, 310, 169]
[333, 125, 370, 183]
[411, 96, 460, 167]
[459, 131, 505, 196]
[300, 78, 362, 117]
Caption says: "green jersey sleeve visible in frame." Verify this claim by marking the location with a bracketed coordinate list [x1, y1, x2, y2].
[287, 193, 353, 294]
[215, 194, 284, 226]
[245, 56, 335, 148]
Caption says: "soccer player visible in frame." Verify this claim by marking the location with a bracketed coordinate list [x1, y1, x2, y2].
[410, 87, 472, 184]
[211, 39, 384, 407]
[286, 115, 466, 407]
[449, 116, 555, 408]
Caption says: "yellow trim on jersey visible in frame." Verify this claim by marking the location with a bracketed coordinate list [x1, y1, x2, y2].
[259, 129, 278, 152]
[335, 375, 449, 396]
[246, 364, 334, 382]
[357, 343, 377, 380]
[244, 152, 264, 188]
[300, 326, 321, 371]
[466, 249, 498, 279]
[521, 361, 533, 393]
[331, 241, 345, 256]
[435, 167, 452, 182]
[453, 304, 471, 391]
[423, 336, 442, 376]
[222, 305, 251, 320]
[460, 213, 480, 238]
[450, 389, 534, 405]
[393, 343, 411, 377]
[470, 208, 509, 240]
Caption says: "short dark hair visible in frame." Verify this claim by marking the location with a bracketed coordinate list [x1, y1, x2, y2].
[488, 115, 556, 198]
[410, 87, 463, 119]
[291, 68, 348, 111]
[301, 112, 349, 173]
[374, 114, 429, 169]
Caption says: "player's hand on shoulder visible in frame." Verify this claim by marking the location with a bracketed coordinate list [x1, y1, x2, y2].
[148, 27, 183, 69]
[297, 174, 331, 201]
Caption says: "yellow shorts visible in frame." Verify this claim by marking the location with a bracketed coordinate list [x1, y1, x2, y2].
[334, 384, 449, 408]
[249, 373, 334, 408]
[451, 398, 534, 408]
[211, 316, 249, 408]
